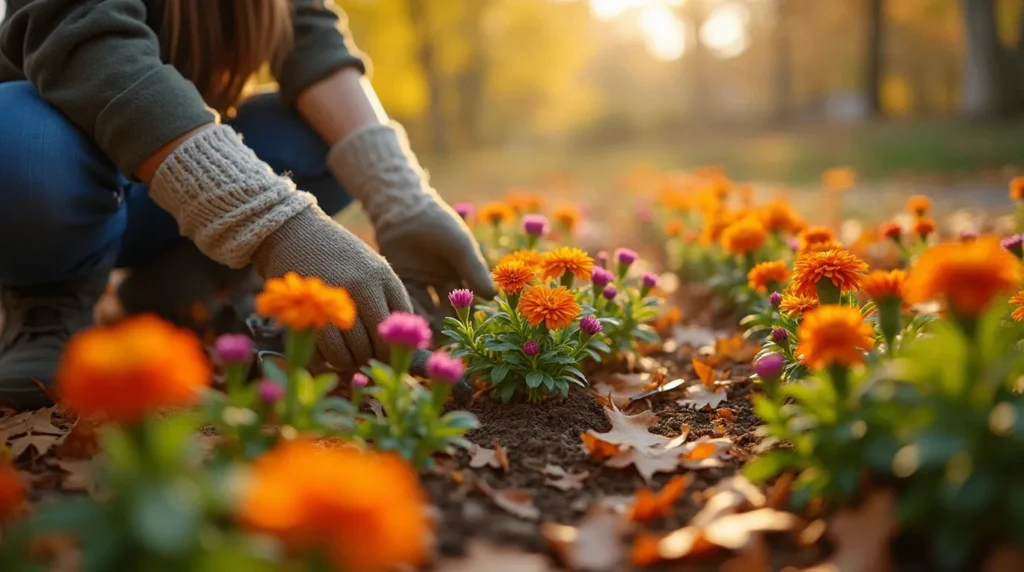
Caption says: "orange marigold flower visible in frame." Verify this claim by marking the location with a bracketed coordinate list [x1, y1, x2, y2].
[797, 226, 836, 251]
[238, 440, 428, 572]
[1010, 177, 1024, 202]
[791, 249, 868, 299]
[553, 205, 582, 233]
[517, 285, 581, 330]
[913, 217, 937, 238]
[478, 202, 514, 226]
[860, 269, 906, 302]
[256, 272, 356, 332]
[505, 190, 545, 214]
[797, 305, 875, 369]
[540, 247, 594, 282]
[758, 200, 800, 234]
[905, 237, 1022, 316]
[492, 261, 535, 295]
[0, 464, 24, 523]
[748, 261, 792, 293]
[720, 216, 767, 255]
[664, 218, 685, 237]
[906, 195, 932, 217]
[799, 239, 845, 255]
[56, 315, 211, 424]
[880, 222, 903, 241]
[498, 249, 545, 271]
[1010, 291, 1024, 321]
[779, 293, 819, 316]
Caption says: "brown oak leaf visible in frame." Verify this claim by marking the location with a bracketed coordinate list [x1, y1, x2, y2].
[542, 504, 628, 571]
[541, 465, 590, 492]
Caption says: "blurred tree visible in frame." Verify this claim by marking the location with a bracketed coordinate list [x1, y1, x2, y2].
[773, 0, 793, 122]
[961, 0, 1007, 117]
[864, 0, 886, 117]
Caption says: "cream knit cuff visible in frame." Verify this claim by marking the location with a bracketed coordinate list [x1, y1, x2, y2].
[149, 125, 315, 269]
[326, 122, 434, 228]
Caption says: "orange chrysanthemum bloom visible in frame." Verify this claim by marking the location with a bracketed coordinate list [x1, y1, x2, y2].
[498, 249, 545, 272]
[553, 205, 582, 233]
[700, 212, 732, 245]
[1010, 291, 1024, 321]
[912, 217, 937, 238]
[791, 249, 868, 299]
[477, 202, 514, 226]
[540, 247, 594, 282]
[1010, 177, 1024, 202]
[797, 305, 875, 369]
[256, 272, 356, 332]
[56, 315, 211, 423]
[906, 195, 932, 217]
[720, 216, 768, 255]
[880, 222, 903, 241]
[0, 464, 24, 523]
[821, 167, 856, 191]
[860, 269, 906, 302]
[505, 190, 545, 214]
[905, 237, 1022, 316]
[800, 239, 845, 255]
[748, 261, 792, 293]
[238, 440, 428, 572]
[758, 200, 800, 234]
[797, 226, 836, 251]
[492, 261, 535, 295]
[664, 218, 685, 237]
[779, 293, 819, 316]
[517, 285, 581, 330]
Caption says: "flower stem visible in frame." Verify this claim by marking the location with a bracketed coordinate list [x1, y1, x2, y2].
[283, 328, 317, 427]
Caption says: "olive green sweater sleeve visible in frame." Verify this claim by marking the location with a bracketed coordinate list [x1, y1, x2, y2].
[0, 0, 216, 177]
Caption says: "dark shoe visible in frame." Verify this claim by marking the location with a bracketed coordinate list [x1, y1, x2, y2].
[118, 241, 261, 336]
[0, 268, 110, 409]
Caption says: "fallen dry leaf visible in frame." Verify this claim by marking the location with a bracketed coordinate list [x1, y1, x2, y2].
[702, 508, 801, 550]
[53, 418, 101, 460]
[692, 359, 716, 389]
[628, 475, 691, 522]
[468, 442, 510, 472]
[586, 405, 668, 450]
[478, 480, 540, 521]
[803, 489, 897, 572]
[677, 384, 728, 411]
[54, 458, 102, 497]
[9, 433, 61, 458]
[543, 504, 628, 571]
[591, 371, 663, 408]
[580, 432, 620, 459]
[437, 540, 553, 572]
[711, 335, 759, 365]
[541, 465, 590, 492]
[717, 408, 736, 422]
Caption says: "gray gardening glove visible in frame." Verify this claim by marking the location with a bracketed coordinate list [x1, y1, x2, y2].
[149, 125, 413, 372]
[327, 123, 497, 332]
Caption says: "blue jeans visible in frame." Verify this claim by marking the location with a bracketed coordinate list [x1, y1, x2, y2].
[0, 82, 352, 287]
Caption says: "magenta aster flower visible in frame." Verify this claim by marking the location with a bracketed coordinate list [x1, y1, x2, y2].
[448, 289, 474, 310]
[454, 202, 474, 220]
[1002, 234, 1024, 258]
[615, 248, 638, 266]
[642, 273, 658, 289]
[596, 251, 609, 268]
[580, 315, 603, 336]
[754, 353, 785, 382]
[522, 340, 540, 356]
[591, 267, 613, 287]
[771, 327, 789, 345]
[769, 291, 783, 308]
[258, 380, 285, 403]
[602, 285, 618, 300]
[522, 214, 549, 237]
[214, 333, 252, 365]
[351, 372, 370, 388]
[426, 352, 465, 383]
[378, 312, 432, 349]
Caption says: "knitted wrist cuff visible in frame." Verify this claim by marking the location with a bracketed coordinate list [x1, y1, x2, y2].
[326, 122, 433, 227]
[149, 125, 315, 268]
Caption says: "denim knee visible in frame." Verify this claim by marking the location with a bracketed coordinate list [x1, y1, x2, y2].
[229, 91, 353, 215]
[0, 82, 126, 286]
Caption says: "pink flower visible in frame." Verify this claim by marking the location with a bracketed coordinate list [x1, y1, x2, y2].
[426, 352, 465, 383]
[769, 291, 783, 308]
[771, 328, 789, 345]
[580, 316, 602, 336]
[591, 268, 613, 287]
[596, 251, 609, 268]
[448, 289, 474, 310]
[378, 312, 432, 350]
[258, 380, 285, 403]
[642, 273, 658, 289]
[522, 340, 540, 356]
[602, 286, 618, 300]
[454, 202, 474, 220]
[522, 214, 549, 237]
[754, 353, 784, 382]
[214, 333, 252, 365]
[615, 248, 638, 266]
[351, 373, 370, 388]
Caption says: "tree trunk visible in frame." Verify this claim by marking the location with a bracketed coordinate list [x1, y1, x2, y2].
[773, 0, 793, 123]
[864, 0, 885, 118]
[960, 0, 1006, 118]
[406, 0, 449, 155]
[457, 0, 491, 146]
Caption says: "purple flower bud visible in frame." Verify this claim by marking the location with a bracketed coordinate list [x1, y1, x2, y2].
[615, 248, 638, 266]
[448, 288, 474, 310]
[522, 214, 549, 237]
[771, 328, 789, 345]
[522, 340, 540, 356]
[454, 202, 474, 220]
[591, 268, 614, 287]
[258, 380, 285, 404]
[769, 291, 783, 308]
[426, 352, 465, 383]
[642, 272, 658, 289]
[754, 353, 785, 382]
[1002, 234, 1024, 254]
[596, 251, 609, 268]
[602, 286, 618, 300]
[580, 315, 603, 336]
[214, 334, 252, 365]
[378, 312, 432, 350]
[351, 373, 370, 388]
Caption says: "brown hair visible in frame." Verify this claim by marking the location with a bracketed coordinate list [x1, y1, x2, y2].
[159, 0, 293, 114]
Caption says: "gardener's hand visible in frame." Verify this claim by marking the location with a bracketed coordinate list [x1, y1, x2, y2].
[251, 207, 414, 372]
[327, 123, 496, 330]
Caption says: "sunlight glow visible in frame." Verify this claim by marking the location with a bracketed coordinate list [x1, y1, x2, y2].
[699, 3, 751, 59]
[589, 0, 646, 21]
[638, 5, 687, 61]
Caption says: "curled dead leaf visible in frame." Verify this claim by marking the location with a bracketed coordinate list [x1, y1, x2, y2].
[543, 505, 628, 571]
[468, 441, 510, 473]
[628, 475, 691, 523]
[580, 432, 620, 459]
[477, 480, 540, 521]
[717, 408, 736, 422]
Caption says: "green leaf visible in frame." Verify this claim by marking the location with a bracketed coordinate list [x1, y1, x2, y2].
[526, 371, 545, 388]
[742, 450, 796, 482]
[312, 372, 339, 397]
[261, 359, 288, 386]
[131, 481, 202, 556]
[497, 382, 517, 402]
[491, 363, 512, 384]
[484, 341, 520, 352]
